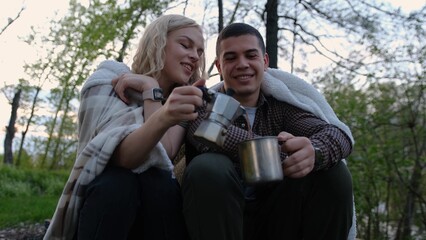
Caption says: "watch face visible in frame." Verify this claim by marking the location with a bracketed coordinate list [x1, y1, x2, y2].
[153, 88, 163, 100]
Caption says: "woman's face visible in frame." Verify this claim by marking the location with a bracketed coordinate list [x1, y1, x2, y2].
[161, 26, 204, 87]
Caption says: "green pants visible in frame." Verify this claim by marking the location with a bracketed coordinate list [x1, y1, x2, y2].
[181, 153, 353, 240]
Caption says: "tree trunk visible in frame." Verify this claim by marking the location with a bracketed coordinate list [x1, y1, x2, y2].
[3, 88, 21, 165]
[16, 86, 41, 166]
[265, 0, 278, 68]
[41, 62, 76, 167]
[218, 0, 223, 32]
[50, 84, 75, 169]
[116, 8, 144, 62]
[210, 0, 223, 79]
[395, 158, 422, 239]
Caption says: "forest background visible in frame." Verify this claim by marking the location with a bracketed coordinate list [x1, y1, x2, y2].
[1, 0, 425, 239]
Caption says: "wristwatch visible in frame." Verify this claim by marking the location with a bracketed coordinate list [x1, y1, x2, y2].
[313, 146, 323, 168]
[142, 88, 163, 101]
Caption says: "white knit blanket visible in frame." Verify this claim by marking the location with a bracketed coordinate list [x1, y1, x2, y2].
[263, 68, 354, 144]
[44, 60, 173, 240]
[211, 68, 354, 144]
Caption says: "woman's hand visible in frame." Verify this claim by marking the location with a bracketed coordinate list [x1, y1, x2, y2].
[157, 79, 206, 126]
[112, 73, 159, 104]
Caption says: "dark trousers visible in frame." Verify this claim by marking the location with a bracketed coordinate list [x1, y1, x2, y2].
[181, 153, 353, 240]
[77, 166, 188, 240]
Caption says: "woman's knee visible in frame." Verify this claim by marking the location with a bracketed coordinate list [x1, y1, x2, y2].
[86, 166, 140, 205]
[78, 166, 140, 238]
[137, 167, 181, 200]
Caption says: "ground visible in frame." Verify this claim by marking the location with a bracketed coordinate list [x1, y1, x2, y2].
[0, 222, 46, 240]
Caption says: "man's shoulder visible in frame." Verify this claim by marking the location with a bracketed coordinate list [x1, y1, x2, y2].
[259, 93, 297, 111]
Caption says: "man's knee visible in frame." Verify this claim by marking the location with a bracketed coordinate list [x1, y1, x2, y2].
[316, 161, 353, 201]
[184, 153, 235, 181]
[182, 153, 242, 194]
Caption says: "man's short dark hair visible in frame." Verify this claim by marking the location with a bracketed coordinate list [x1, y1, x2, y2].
[215, 23, 266, 57]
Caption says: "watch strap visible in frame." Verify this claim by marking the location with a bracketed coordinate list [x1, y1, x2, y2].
[313, 146, 323, 168]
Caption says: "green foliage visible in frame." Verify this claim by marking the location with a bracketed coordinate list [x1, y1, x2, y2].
[0, 166, 69, 228]
[2, 0, 424, 238]
[0, 166, 69, 197]
[30, 0, 172, 169]
[319, 67, 426, 239]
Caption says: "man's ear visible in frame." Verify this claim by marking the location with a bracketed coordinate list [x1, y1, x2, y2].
[263, 53, 269, 71]
[214, 58, 222, 75]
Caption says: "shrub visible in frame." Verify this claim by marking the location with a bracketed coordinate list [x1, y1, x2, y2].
[0, 166, 68, 198]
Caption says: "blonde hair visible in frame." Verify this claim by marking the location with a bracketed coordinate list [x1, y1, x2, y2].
[132, 14, 206, 84]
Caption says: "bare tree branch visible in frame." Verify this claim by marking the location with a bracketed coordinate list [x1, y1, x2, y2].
[227, 0, 241, 25]
[0, 6, 25, 36]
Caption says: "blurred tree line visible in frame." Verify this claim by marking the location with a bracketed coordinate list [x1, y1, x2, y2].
[1, 0, 425, 239]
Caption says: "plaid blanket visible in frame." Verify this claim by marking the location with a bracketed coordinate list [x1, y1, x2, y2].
[44, 60, 174, 240]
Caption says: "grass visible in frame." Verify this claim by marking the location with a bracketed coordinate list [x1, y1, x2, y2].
[0, 196, 59, 228]
[0, 166, 68, 229]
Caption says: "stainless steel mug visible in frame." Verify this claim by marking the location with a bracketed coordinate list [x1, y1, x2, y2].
[238, 136, 283, 185]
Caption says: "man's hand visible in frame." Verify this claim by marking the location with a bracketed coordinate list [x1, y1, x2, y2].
[278, 132, 315, 178]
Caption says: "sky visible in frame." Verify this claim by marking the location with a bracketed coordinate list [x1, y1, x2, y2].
[0, 0, 425, 154]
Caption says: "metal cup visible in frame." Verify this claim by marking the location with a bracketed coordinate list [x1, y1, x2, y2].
[238, 136, 283, 185]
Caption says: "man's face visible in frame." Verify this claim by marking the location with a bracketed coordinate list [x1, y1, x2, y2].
[215, 34, 269, 107]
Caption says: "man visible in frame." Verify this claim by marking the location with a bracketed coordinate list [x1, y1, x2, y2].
[182, 22, 354, 240]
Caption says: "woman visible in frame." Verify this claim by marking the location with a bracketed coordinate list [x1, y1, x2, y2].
[44, 14, 206, 240]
